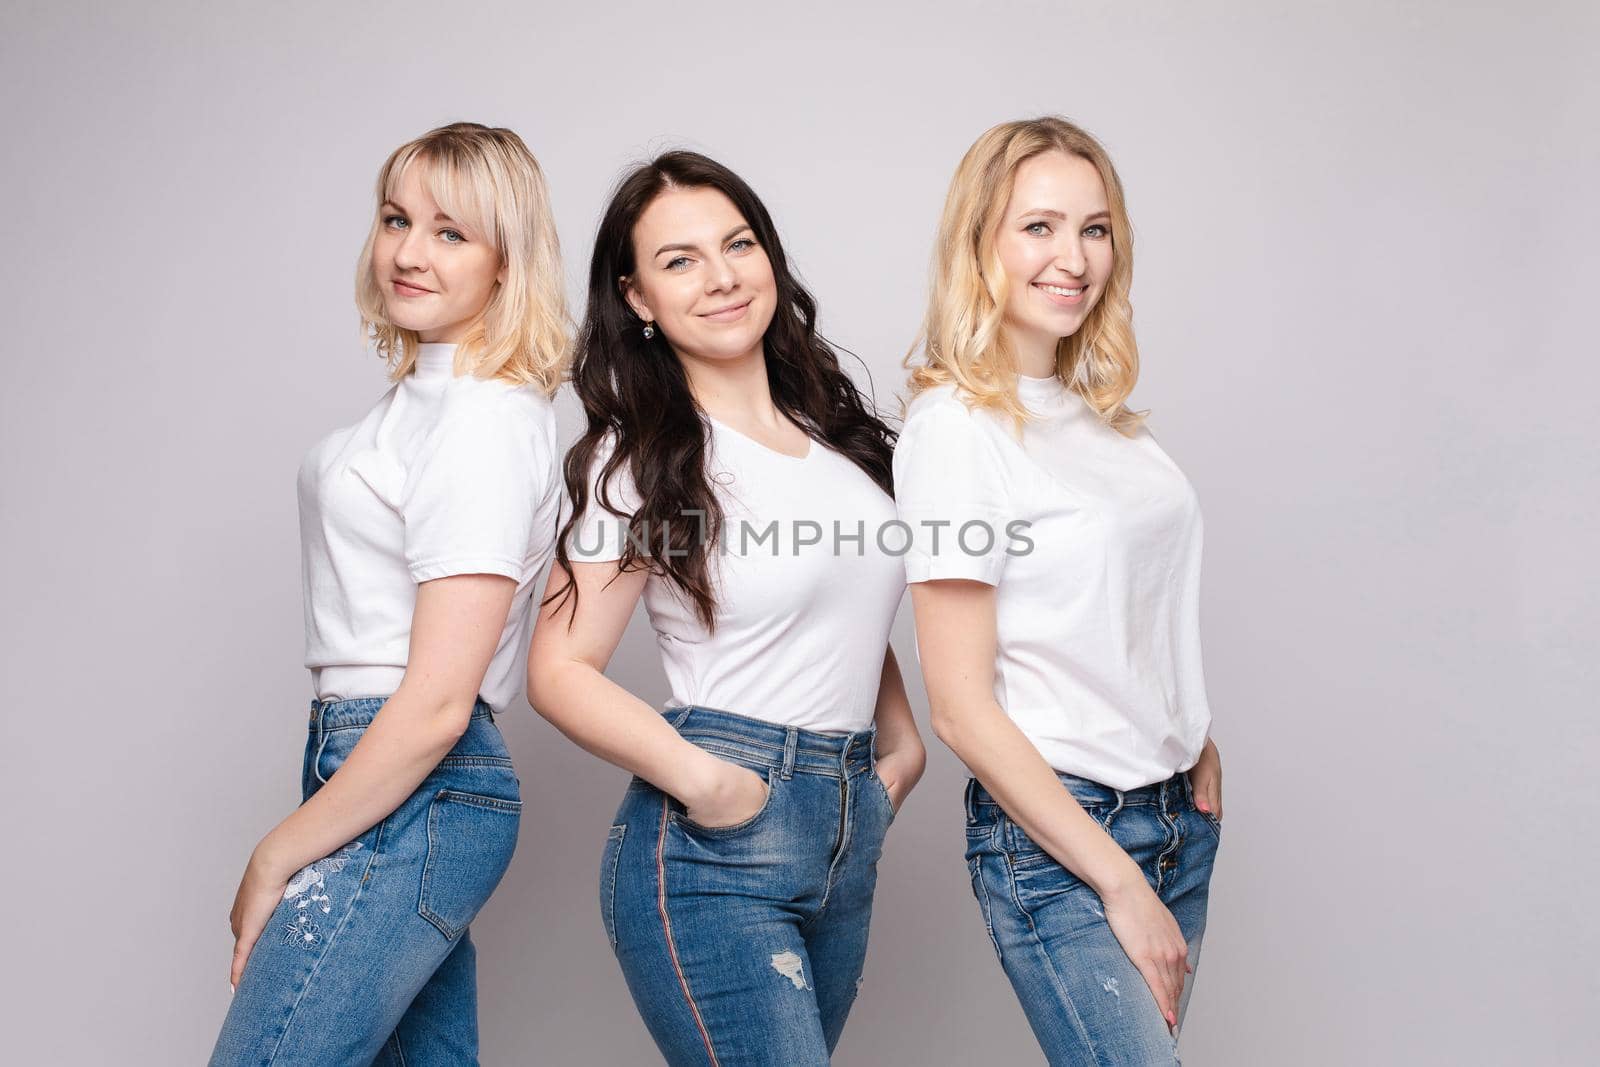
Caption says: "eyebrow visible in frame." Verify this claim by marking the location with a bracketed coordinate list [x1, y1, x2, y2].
[654, 223, 753, 259]
[1016, 208, 1111, 223]
[381, 200, 460, 224]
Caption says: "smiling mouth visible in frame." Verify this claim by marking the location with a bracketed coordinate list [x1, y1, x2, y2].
[700, 300, 751, 319]
[392, 279, 432, 296]
[1035, 283, 1085, 298]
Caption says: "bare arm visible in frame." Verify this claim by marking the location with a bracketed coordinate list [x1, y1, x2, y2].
[909, 578, 1191, 1029]
[230, 572, 516, 985]
[870, 644, 925, 810]
[526, 560, 767, 825]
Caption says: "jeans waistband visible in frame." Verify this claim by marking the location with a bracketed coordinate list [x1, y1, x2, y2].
[664, 705, 877, 780]
[966, 769, 1192, 821]
[309, 695, 495, 731]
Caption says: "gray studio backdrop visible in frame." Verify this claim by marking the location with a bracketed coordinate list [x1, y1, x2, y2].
[3, 1, 1596, 1063]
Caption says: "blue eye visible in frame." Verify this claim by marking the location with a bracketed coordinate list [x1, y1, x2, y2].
[729, 237, 756, 253]
[666, 256, 692, 271]
[440, 229, 465, 243]
[1084, 224, 1109, 239]
[1024, 222, 1051, 236]
[384, 214, 409, 230]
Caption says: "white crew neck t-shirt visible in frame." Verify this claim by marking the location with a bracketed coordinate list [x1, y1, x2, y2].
[893, 375, 1212, 790]
[568, 417, 905, 734]
[297, 343, 562, 714]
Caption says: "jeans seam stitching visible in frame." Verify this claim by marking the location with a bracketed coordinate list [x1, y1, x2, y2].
[655, 795, 720, 1066]
[263, 818, 388, 1062]
[1014, 899, 1105, 1064]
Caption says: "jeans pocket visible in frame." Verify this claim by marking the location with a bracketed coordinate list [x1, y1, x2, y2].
[866, 769, 898, 824]
[671, 763, 777, 837]
[417, 789, 522, 940]
[966, 853, 1005, 963]
[599, 824, 626, 950]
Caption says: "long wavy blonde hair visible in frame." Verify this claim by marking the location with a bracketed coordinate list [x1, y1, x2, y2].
[355, 122, 570, 395]
[908, 116, 1146, 435]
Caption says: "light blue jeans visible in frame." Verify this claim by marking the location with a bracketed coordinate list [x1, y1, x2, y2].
[210, 697, 522, 1066]
[603, 705, 896, 1066]
[964, 771, 1221, 1065]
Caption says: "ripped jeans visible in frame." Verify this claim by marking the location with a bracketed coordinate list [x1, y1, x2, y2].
[210, 697, 522, 1066]
[602, 706, 896, 1066]
[963, 771, 1221, 1066]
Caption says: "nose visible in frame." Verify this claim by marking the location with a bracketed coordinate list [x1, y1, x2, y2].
[394, 225, 428, 273]
[705, 253, 738, 295]
[1054, 235, 1087, 278]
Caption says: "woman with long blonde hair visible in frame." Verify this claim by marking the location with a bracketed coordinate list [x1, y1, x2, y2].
[210, 122, 568, 1065]
[896, 116, 1225, 1063]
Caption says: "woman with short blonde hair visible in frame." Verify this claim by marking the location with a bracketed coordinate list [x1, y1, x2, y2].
[211, 122, 568, 1065]
[897, 115, 1225, 1064]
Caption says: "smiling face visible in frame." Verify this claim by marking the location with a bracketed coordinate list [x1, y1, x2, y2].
[371, 162, 505, 344]
[621, 186, 777, 366]
[994, 150, 1115, 363]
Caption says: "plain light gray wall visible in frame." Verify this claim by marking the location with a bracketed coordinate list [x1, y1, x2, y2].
[3, 1, 1596, 1063]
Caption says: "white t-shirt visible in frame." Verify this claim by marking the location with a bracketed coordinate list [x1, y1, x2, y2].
[568, 416, 905, 734]
[298, 343, 562, 714]
[893, 376, 1212, 789]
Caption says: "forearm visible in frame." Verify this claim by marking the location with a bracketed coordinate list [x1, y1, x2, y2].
[254, 684, 469, 879]
[872, 646, 925, 781]
[935, 698, 1143, 899]
[530, 658, 727, 801]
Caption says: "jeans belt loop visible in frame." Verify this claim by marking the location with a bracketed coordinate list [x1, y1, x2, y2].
[312, 701, 331, 786]
[780, 727, 799, 780]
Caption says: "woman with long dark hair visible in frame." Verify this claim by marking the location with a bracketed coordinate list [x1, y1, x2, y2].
[526, 150, 922, 1065]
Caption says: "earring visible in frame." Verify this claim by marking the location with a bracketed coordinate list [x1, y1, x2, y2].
[642, 322, 656, 340]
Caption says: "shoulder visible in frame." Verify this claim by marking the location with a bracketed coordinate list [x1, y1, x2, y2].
[431, 376, 557, 453]
[898, 384, 1006, 449]
[440, 374, 555, 422]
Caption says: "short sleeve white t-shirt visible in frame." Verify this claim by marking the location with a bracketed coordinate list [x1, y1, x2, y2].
[297, 343, 562, 713]
[567, 417, 905, 734]
[893, 376, 1212, 789]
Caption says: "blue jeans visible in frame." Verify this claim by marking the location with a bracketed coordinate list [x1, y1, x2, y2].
[210, 697, 522, 1066]
[604, 705, 896, 1066]
[963, 771, 1221, 1066]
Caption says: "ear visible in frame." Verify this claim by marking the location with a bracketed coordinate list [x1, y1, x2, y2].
[619, 275, 652, 323]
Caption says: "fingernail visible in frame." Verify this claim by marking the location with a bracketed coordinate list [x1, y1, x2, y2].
[1197, 801, 1209, 813]
[229, 983, 236, 996]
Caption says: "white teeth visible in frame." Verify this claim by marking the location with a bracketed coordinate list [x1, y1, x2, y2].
[1037, 284, 1083, 297]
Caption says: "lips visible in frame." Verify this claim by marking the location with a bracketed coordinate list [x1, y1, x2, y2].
[699, 299, 751, 321]
[391, 279, 433, 297]
[1034, 281, 1087, 306]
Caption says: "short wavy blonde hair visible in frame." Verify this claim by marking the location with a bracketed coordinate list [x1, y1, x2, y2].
[355, 122, 570, 395]
[908, 116, 1146, 436]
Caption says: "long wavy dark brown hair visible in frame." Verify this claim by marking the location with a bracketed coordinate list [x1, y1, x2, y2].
[547, 150, 896, 631]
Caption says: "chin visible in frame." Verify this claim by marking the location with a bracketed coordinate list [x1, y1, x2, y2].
[383, 308, 434, 334]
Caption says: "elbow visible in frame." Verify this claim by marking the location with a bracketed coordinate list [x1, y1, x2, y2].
[928, 703, 962, 750]
[525, 656, 566, 724]
[438, 699, 476, 743]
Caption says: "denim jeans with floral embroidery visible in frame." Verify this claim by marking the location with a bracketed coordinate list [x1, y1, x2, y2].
[210, 696, 521, 1066]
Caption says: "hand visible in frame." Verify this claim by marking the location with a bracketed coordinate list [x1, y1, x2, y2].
[873, 750, 922, 814]
[228, 841, 293, 991]
[1101, 875, 1193, 1032]
[1189, 737, 1223, 820]
[682, 760, 768, 829]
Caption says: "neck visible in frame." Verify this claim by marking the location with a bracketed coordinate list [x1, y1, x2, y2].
[676, 343, 781, 426]
[1008, 324, 1061, 379]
